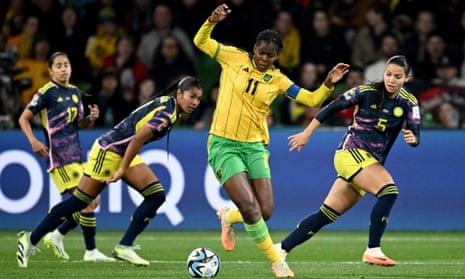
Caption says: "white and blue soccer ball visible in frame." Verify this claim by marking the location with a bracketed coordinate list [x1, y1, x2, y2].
[186, 247, 221, 278]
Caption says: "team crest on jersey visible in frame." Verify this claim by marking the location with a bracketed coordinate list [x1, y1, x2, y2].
[72, 94, 79, 104]
[216, 168, 222, 180]
[263, 74, 272, 82]
[57, 96, 63, 102]
[393, 106, 403, 117]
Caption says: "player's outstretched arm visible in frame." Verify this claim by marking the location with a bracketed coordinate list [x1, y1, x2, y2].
[323, 63, 350, 88]
[288, 118, 321, 152]
[208, 4, 231, 23]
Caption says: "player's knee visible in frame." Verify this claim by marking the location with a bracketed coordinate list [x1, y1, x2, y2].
[238, 202, 262, 223]
[146, 190, 166, 206]
[376, 184, 399, 200]
[81, 196, 99, 213]
[147, 192, 165, 214]
[50, 195, 88, 218]
[140, 182, 166, 211]
[320, 204, 340, 223]
[261, 206, 274, 221]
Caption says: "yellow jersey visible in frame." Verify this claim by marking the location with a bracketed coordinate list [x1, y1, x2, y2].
[194, 20, 333, 145]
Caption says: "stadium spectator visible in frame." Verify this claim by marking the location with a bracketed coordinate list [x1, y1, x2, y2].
[121, 0, 153, 44]
[16, 76, 203, 268]
[300, 8, 350, 79]
[273, 9, 301, 71]
[81, 0, 125, 38]
[400, 10, 436, 72]
[2, 0, 31, 39]
[0, 32, 24, 129]
[15, 37, 50, 108]
[412, 32, 448, 81]
[327, 0, 377, 47]
[150, 34, 195, 91]
[85, 6, 126, 78]
[364, 32, 401, 83]
[49, 6, 90, 86]
[17, 51, 113, 265]
[6, 15, 39, 59]
[172, 0, 215, 40]
[277, 55, 420, 268]
[194, 4, 349, 277]
[432, 101, 462, 129]
[89, 67, 122, 128]
[455, 9, 465, 80]
[137, 77, 157, 106]
[102, 35, 149, 112]
[137, 3, 195, 69]
[30, 0, 63, 36]
[432, 55, 465, 87]
[351, 1, 395, 69]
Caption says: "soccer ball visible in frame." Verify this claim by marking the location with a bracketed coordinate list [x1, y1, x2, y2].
[186, 247, 221, 278]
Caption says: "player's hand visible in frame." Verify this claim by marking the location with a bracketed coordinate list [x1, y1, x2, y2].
[209, 4, 231, 22]
[31, 140, 48, 157]
[103, 168, 124, 184]
[402, 129, 418, 145]
[288, 132, 310, 152]
[324, 63, 350, 88]
[88, 104, 99, 120]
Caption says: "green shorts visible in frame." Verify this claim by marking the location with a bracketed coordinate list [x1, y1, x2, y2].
[333, 148, 379, 196]
[207, 135, 271, 185]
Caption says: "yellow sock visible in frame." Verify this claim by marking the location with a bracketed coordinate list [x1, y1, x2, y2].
[226, 208, 244, 224]
[244, 218, 281, 264]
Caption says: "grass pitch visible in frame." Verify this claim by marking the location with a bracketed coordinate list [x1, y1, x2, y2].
[2, 230, 464, 278]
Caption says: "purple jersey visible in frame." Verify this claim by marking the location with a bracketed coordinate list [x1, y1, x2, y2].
[26, 81, 85, 171]
[97, 96, 180, 155]
[316, 85, 421, 164]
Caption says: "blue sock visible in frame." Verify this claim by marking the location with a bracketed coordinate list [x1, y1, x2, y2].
[368, 184, 398, 248]
[30, 194, 89, 246]
[79, 212, 97, 250]
[57, 215, 79, 235]
[119, 182, 165, 246]
[281, 204, 339, 253]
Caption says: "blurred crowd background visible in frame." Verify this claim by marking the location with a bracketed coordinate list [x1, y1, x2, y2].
[1, 0, 465, 131]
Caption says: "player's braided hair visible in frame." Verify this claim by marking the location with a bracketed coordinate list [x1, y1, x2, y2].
[255, 29, 283, 52]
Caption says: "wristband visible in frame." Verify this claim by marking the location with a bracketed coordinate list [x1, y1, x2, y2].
[86, 114, 97, 122]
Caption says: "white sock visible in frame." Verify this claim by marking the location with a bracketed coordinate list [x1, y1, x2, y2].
[365, 247, 385, 257]
[50, 229, 64, 241]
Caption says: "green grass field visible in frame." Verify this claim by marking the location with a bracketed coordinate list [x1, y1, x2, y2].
[2, 230, 464, 278]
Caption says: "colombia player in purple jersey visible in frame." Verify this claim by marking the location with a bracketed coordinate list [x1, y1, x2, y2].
[17, 76, 203, 267]
[276, 55, 420, 267]
[18, 51, 113, 263]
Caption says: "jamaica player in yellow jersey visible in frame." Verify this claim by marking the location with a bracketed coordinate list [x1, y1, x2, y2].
[194, 4, 349, 278]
